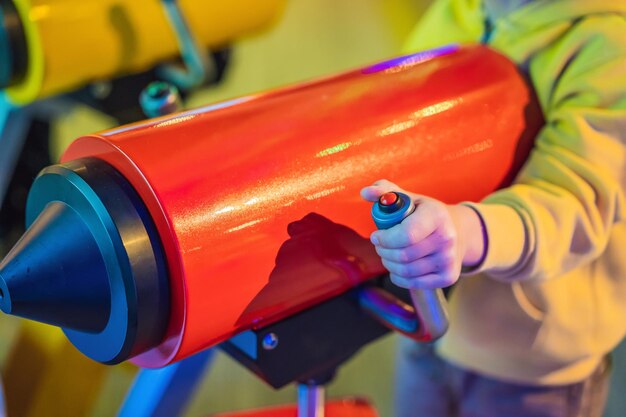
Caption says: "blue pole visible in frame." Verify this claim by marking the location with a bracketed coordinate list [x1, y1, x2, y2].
[0, 94, 29, 208]
[0, 376, 5, 417]
[118, 349, 214, 417]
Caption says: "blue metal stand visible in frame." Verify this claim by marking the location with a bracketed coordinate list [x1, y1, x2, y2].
[0, 95, 28, 208]
[118, 349, 214, 417]
[0, 376, 5, 417]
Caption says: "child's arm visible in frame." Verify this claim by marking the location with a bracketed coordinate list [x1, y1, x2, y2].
[363, 14, 626, 288]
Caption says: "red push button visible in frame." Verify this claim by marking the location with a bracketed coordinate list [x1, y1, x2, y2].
[378, 192, 404, 214]
[379, 192, 399, 206]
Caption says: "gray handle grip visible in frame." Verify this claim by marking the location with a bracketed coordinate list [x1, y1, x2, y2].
[409, 288, 448, 341]
[364, 191, 450, 341]
[358, 285, 448, 342]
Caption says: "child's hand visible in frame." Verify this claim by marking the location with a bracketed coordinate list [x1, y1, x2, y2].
[361, 179, 484, 290]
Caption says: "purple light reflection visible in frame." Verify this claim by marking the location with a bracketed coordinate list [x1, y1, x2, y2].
[362, 44, 460, 75]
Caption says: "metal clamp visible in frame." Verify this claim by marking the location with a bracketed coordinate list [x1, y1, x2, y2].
[158, 0, 215, 90]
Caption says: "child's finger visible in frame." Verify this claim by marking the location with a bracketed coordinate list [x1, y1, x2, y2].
[359, 179, 401, 202]
[381, 256, 439, 278]
[374, 232, 447, 263]
[390, 273, 451, 290]
[371, 209, 435, 248]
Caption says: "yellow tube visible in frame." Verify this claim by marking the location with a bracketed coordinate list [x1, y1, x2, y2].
[6, 0, 286, 105]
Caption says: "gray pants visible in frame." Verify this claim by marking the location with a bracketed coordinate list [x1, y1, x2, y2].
[394, 337, 611, 417]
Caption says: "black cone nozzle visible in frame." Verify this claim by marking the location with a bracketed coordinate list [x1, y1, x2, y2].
[0, 158, 170, 364]
[0, 201, 111, 331]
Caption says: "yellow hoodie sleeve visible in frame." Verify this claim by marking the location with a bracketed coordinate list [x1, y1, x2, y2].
[472, 14, 626, 282]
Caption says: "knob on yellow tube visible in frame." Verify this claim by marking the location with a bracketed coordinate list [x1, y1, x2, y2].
[4, 0, 286, 105]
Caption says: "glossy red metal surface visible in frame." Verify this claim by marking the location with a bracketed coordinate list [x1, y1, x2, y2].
[62, 44, 543, 367]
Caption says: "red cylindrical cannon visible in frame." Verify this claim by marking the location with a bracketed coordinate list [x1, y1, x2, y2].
[0, 44, 542, 367]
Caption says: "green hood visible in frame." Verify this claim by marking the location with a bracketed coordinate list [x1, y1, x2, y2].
[497, 0, 626, 29]
[404, 0, 626, 53]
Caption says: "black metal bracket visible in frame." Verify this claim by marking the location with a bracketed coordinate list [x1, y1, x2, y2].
[220, 275, 410, 389]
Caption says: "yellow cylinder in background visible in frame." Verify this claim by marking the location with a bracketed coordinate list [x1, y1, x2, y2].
[6, 0, 286, 105]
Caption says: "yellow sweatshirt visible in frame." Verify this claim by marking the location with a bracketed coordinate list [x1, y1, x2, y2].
[404, 0, 626, 385]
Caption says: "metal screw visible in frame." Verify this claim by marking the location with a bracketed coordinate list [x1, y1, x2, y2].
[139, 81, 182, 118]
[90, 81, 113, 99]
[262, 332, 279, 350]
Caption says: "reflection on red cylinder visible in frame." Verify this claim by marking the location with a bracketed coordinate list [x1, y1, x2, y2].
[62, 44, 543, 367]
